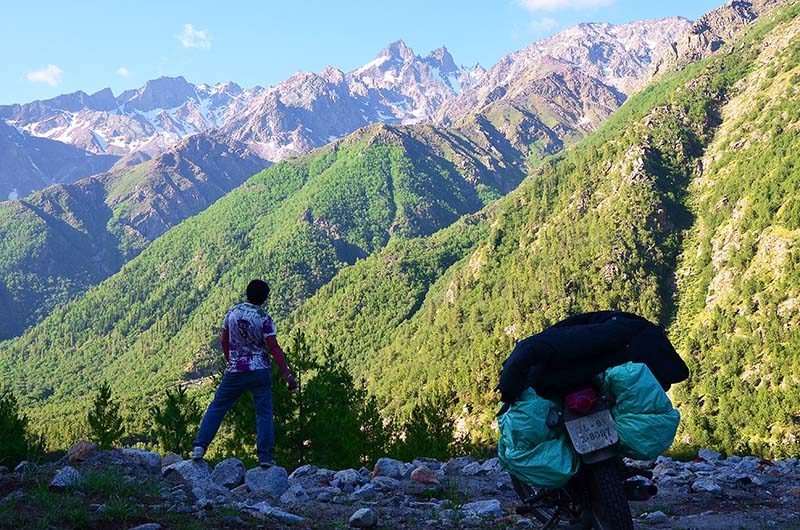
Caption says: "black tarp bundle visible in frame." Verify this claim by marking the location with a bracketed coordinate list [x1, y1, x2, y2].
[497, 311, 689, 403]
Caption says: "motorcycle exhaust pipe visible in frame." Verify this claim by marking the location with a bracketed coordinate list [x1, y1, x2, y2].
[625, 480, 658, 501]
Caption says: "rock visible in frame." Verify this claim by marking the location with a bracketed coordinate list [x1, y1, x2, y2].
[50, 466, 83, 490]
[0, 466, 8, 474]
[280, 484, 311, 505]
[698, 448, 722, 462]
[461, 499, 503, 518]
[128, 524, 162, 530]
[66, 441, 98, 463]
[461, 462, 483, 476]
[333, 468, 362, 491]
[190, 479, 231, 504]
[288, 464, 319, 480]
[481, 457, 501, 473]
[349, 507, 378, 528]
[641, 511, 671, 524]
[410, 465, 440, 485]
[350, 483, 378, 500]
[162, 459, 213, 484]
[244, 501, 307, 525]
[245, 464, 289, 497]
[212, 458, 245, 489]
[443, 456, 477, 475]
[161, 453, 183, 467]
[691, 478, 723, 494]
[14, 461, 32, 473]
[412, 457, 442, 470]
[231, 483, 250, 495]
[371, 476, 401, 490]
[121, 448, 162, 471]
[371, 457, 406, 480]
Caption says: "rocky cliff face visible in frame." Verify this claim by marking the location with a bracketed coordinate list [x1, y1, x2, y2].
[437, 17, 692, 129]
[650, 0, 786, 79]
[0, 119, 117, 200]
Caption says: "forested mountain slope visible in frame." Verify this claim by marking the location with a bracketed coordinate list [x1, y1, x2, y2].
[0, 134, 268, 339]
[289, 1, 800, 453]
[3, 2, 798, 460]
[0, 122, 523, 444]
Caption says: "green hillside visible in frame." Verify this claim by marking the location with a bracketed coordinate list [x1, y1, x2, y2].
[288, 3, 800, 453]
[0, 135, 267, 340]
[0, 123, 523, 445]
[3, 2, 799, 459]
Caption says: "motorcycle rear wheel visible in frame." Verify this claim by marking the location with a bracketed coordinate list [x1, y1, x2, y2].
[586, 460, 634, 530]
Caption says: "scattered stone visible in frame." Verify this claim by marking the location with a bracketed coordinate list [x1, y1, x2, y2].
[349, 507, 378, 528]
[67, 441, 98, 463]
[698, 448, 722, 462]
[461, 462, 483, 476]
[280, 484, 311, 505]
[0, 466, 8, 474]
[371, 476, 401, 491]
[49, 466, 83, 490]
[128, 524, 162, 530]
[350, 482, 378, 500]
[121, 448, 162, 471]
[410, 465, 439, 485]
[691, 479, 723, 494]
[333, 468, 362, 491]
[212, 458, 246, 489]
[162, 459, 213, 484]
[371, 457, 406, 480]
[244, 501, 307, 525]
[461, 499, 503, 518]
[161, 453, 183, 467]
[442, 456, 477, 475]
[245, 464, 289, 497]
[641, 511, 671, 524]
[288, 464, 318, 480]
[14, 461, 32, 473]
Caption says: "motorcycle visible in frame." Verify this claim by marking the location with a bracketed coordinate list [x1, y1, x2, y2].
[508, 385, 658, 530]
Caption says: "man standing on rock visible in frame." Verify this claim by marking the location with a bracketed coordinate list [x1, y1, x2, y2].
[192, 279, 297, 467]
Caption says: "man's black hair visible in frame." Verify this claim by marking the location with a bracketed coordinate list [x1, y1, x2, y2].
[246, 279, 270, 306]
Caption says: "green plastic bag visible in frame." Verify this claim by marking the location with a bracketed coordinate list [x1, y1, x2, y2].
[600, 362, 681, 460]
[498, 388, 580, 489]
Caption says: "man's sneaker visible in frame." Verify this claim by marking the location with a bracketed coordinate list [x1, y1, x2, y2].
[191, 446, 205, 461]
[259, 460, 276, 469]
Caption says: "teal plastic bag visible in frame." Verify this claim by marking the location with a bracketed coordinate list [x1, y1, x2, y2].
[498, 388, 580, 489]
[600, 362, 681, 460]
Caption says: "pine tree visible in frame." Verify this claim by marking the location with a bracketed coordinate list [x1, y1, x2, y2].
[87, 382, 124, 450]
[150, 385, 202, 455]
[0, 391, 40, 467]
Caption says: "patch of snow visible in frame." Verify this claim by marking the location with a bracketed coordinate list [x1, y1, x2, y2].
[578, 116, 593, 126]
[8, 189, 18, 200]
[355, 55, 390, 75]
[448, 74, 463, 94]
[383, 70, 398, 83]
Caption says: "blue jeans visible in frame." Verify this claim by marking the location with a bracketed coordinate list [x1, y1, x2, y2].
[193, 369, 274, 462]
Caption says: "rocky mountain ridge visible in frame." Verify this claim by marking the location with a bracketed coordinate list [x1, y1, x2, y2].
[2, 444, 799, 529]
[1, 16, 690, 200]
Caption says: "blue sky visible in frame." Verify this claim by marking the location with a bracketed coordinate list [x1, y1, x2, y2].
[2, 0, 726, 105]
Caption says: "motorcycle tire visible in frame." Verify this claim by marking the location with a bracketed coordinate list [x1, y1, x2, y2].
[586, 459, 634, 530]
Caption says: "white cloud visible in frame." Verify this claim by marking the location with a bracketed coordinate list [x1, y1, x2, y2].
[26, 64, 63, 86]
[529, 17, 559, 33]
[117, 67, 131, 77]
[518, 0, 615, 11]
[178, 23, 212, 49]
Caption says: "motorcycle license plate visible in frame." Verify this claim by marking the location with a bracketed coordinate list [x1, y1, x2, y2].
[565, 409, 619, 454]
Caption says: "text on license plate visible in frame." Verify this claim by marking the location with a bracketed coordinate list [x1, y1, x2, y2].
[565, 410, 619, 454]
